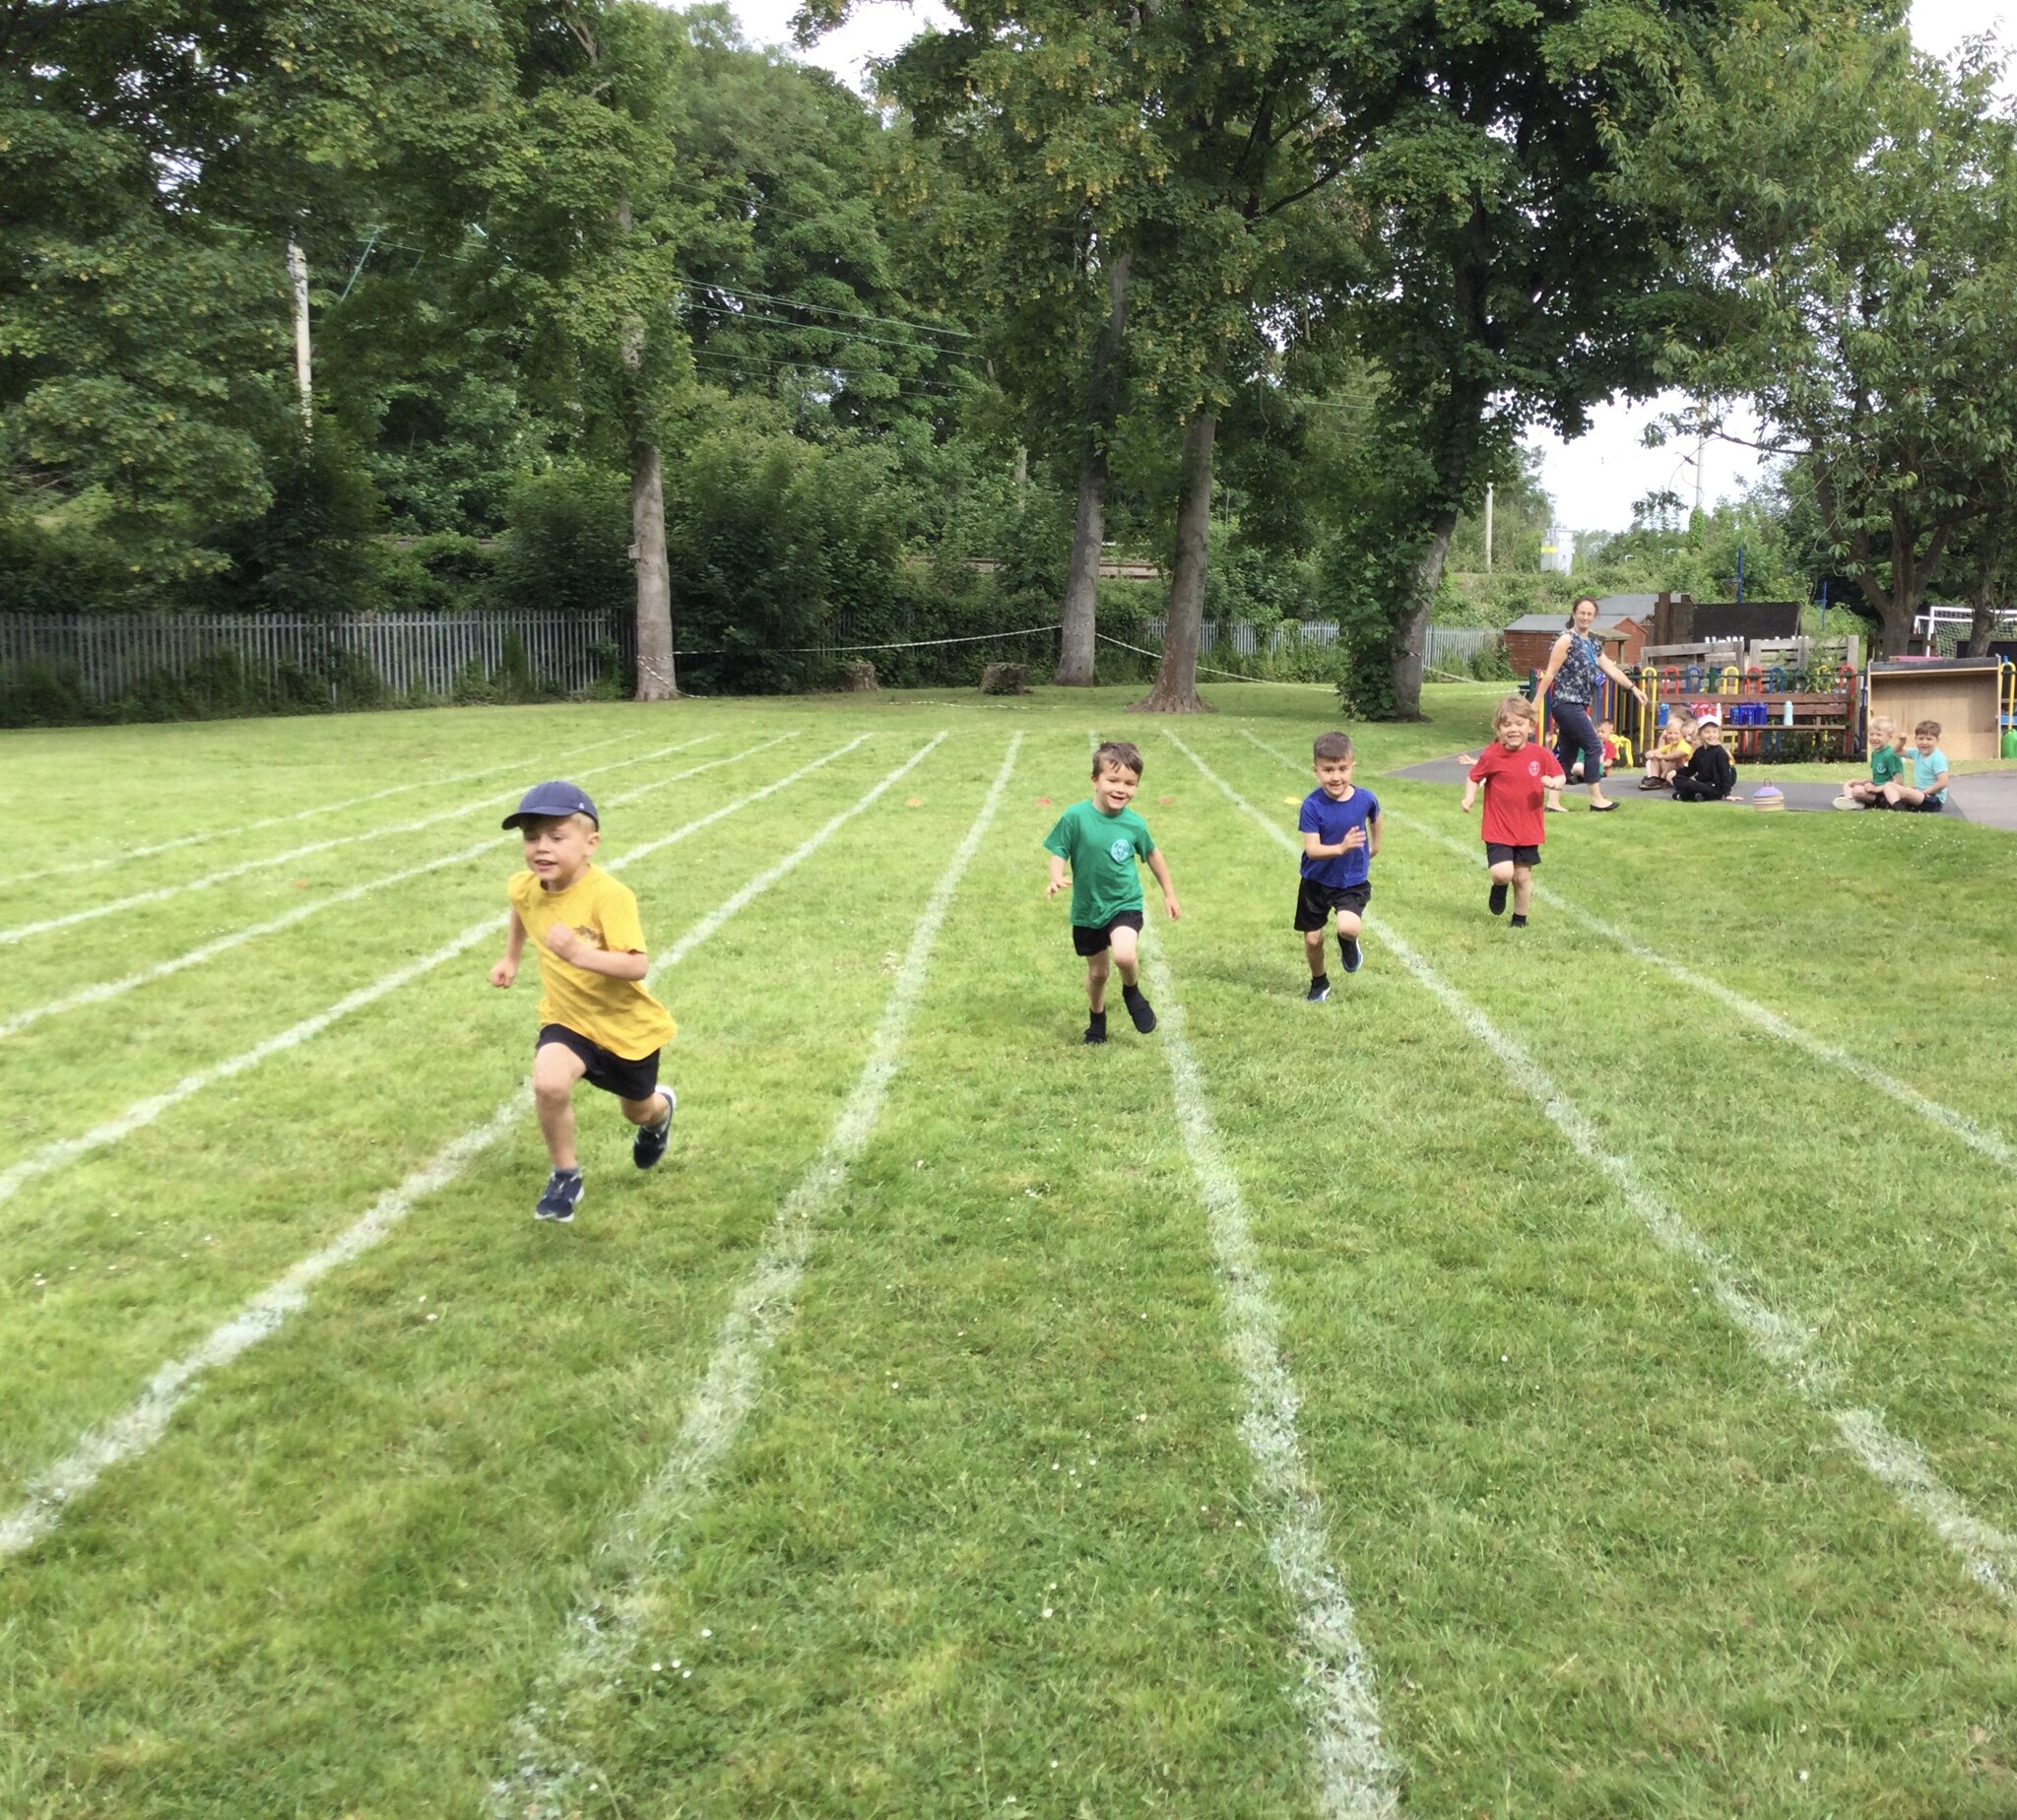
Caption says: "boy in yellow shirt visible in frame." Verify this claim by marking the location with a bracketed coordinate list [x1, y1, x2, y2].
[488, 780, 676, 1222]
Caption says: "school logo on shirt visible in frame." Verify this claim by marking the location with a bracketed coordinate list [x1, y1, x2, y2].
[1527, 758, 1540, 776]
[1109, 836, 1133, 863]
[570, 924, 603, 949]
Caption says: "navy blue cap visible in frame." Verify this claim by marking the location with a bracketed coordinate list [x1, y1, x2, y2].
[502, 780, 599, 829]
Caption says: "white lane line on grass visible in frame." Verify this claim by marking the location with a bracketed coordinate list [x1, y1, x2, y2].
[1141, 931, 1398, 1817]
[0, 733, 800, 1043]
[0, 734, 720, 948]
[0, 733, 949, 1560]
[14, 732, 640, 888]
[1238, 727, 2017, 1179]
[1180, 732, 2017, 1600]
[0, 735, 878, 1210]
[489, 736, 1017, 1820]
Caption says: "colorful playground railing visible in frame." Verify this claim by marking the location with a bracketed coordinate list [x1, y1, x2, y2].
[1527, 663, 1862, 762]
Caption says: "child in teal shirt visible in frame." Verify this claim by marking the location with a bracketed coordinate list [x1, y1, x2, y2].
[1881, 719, 1952, 813]
[1044, 741, 1181, 1044]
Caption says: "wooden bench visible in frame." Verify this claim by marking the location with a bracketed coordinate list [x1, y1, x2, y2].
[1711, 692, 1855, 760]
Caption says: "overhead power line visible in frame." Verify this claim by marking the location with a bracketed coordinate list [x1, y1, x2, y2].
[678, 276, 976, 340]
[683, 298, 979, 359]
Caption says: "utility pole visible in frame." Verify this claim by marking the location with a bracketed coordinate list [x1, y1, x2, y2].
[1483, 484, 1495, 573]
[287, 240, 312, 430]
[1693, 423, 1705, 515]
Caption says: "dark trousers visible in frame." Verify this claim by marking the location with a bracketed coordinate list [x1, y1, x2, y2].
[1548, 695, 1603, 785]
[1672, 776, 1729, 802]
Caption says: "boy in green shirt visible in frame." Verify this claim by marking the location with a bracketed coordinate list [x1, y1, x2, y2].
[1044, 741, 1182, 1044]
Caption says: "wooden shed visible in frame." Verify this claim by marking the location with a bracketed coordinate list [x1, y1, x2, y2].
[1504, 613, 1650, 674]
[1864, 658, 2005, 760]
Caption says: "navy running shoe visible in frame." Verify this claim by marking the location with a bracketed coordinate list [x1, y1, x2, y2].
[632, 1088, 676, 1170]
[535, 1169, 584, 1222]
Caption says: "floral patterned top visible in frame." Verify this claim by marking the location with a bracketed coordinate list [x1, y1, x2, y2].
[1549, 630, 1602, 706]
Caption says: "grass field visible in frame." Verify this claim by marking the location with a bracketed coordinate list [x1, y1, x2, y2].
[5, 682, 2017, 1818]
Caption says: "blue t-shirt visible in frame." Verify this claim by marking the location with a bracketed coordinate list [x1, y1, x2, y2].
[1913, 748, 1950, 799]
[1299, 786, 1379, 888]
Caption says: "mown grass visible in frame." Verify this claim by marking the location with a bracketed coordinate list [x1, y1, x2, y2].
[4, 684, 2017, 1816]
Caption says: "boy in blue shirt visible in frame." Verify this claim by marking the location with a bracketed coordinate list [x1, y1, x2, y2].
[1297, 732, 1381, 1003]
[1880, 719, 1952, 812]
[1044, 741, 1181, 1044]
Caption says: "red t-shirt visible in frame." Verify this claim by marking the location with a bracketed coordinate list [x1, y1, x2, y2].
[1469, 741, 1565, 847]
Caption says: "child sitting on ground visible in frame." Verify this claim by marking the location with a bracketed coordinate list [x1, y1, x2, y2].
[1642, 713, 1695, 789]
[1880, 719, 1951, 812]
[1840, 717, 1906, 808]
[1566, 716, 1634, 780]
[1671, 719, 1737, 802]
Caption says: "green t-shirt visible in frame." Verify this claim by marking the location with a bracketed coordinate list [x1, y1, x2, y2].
[1870, 745, 1906, 786]
[1044, 798, 1156, 928]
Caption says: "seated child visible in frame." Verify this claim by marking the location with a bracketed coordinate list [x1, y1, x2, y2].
[1880, 719, 1951, 812]
[1671, 718, 1736, 802]
[1642, 713, 1695, 788]
[1569, 715, 1633, 781]
[1841, 717, 1905, 808]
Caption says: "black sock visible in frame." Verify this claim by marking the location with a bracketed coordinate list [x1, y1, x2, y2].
[1310, 972, 1330, 991]
[1509, 913, 1528, 928]
[1087, 1008, 1107, 1034]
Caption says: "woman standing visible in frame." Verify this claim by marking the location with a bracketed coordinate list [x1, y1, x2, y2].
[1536, 594, 1647, 812]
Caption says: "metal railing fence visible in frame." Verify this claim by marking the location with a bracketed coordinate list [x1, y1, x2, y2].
[0, 610, 631, 705]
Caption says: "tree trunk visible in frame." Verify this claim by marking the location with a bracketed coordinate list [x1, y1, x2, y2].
[1389, 506, 1458, 720]
[1056, 247, 1132, 688]
[618, 189, 677, 702]
[1056, 446, 1107, 686]
[1134, 404, 1215, 713]
[630, 428, 677, 699]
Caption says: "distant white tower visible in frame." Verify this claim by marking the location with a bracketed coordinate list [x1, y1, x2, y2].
[1539, 524, 1575, 575]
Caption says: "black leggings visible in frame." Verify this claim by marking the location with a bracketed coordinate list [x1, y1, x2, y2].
[1672, 777, 1729, 802]
[1548, 695, 1603, 785]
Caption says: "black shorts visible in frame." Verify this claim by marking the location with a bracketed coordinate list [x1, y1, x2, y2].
[1072, 910, 1144, 956]
[1902, 794, 1947, 813]
[536, 1024, 662, 1101]
[1485, 842, 1541, 868]
[1294, 878, 1372, 931]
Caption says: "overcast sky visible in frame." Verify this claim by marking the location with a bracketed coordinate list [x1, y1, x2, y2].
[722, 0, 2010, 534]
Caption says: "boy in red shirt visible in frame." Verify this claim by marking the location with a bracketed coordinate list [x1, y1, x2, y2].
[1461, 696, 1566, 928]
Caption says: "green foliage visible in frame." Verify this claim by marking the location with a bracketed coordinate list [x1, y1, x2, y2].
[499, 465, 632, 616]
[207, 425, 383, 615]
[1634, 21, 2017, 650]
[1577, 479, 1818, 605]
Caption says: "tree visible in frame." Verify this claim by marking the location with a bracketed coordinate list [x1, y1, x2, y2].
[1641, 22, 2017, 654]
[1345, 0, 1762, 717]
[470, 2, 688, 696]
[880, 0, 1166, 688]
[0, 0, 503, 596]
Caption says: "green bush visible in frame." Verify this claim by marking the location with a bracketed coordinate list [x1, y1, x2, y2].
[208, 423, 383, 615]
[500, 464, 630, 615]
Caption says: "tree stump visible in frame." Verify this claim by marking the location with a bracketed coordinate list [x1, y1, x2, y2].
[840, 661, 878, 691]
[979, 662, 1029, 695]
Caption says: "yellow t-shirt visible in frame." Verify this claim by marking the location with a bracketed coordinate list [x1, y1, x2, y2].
[507, 866, 676, 1060]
